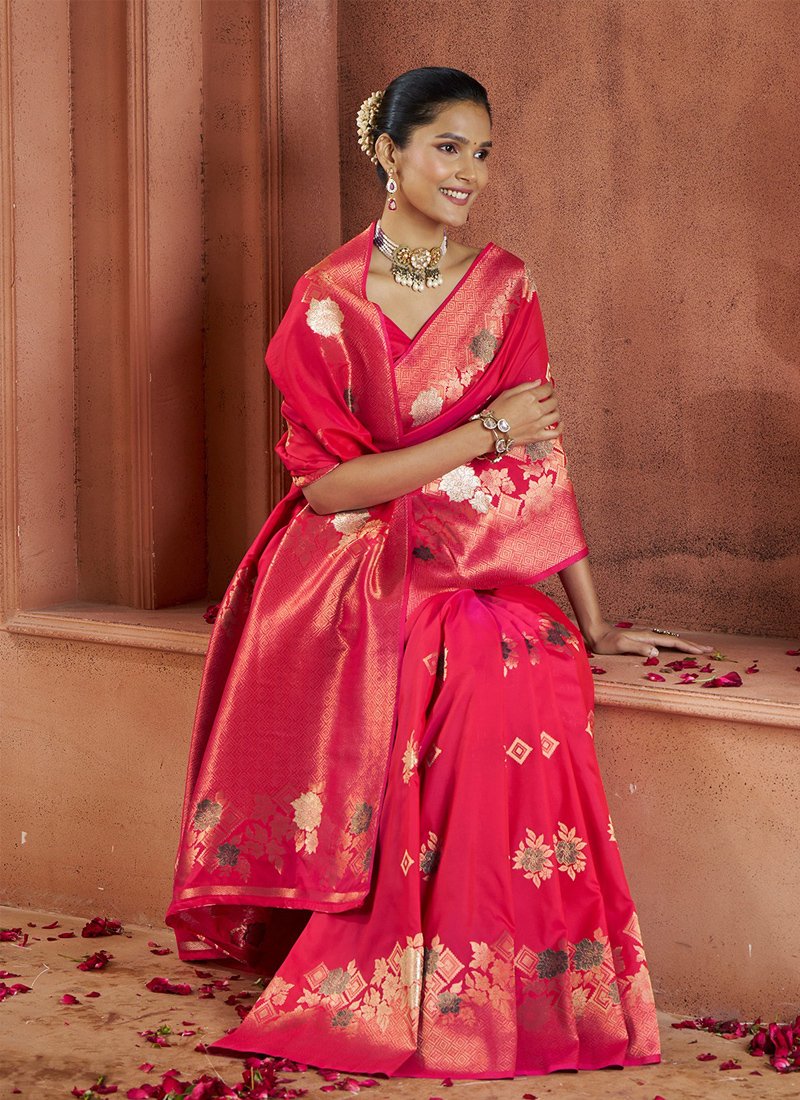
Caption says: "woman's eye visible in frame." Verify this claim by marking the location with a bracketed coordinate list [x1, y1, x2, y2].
[438, 143, 489, 161]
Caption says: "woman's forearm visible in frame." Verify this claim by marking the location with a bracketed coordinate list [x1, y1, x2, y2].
[557, 554, 608, 648]
[302, 419, 490, 514]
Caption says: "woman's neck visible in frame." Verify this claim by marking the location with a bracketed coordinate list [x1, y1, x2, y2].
[377, 208, 447, 249]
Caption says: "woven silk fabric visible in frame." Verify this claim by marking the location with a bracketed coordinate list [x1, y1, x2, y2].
[165, 222, 592, 970]
[210, 586, 661, 1076]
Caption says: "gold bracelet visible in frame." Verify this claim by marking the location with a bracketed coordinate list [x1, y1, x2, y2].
[469, 408, 513, 462]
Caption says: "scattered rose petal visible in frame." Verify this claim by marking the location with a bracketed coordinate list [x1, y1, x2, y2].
[665, 657, 699, 671]
[745, 663, 760, 674]
[145, 976, 192, 995]
[0, 928, 24, 942]
[699, 663, 714, 672]
[148, 942, 172, 955]
[643, 655, 660, 666]
[719, 1059, 741, 1070]
[0, 970, 21, 978]
[786, 648, 800, 656]
[645, 673, 666, 682]
[590, 666, 606, 675]
[697, 1051, 717, 1060]
[82, 916, 124, 938]
[0, 982, 32, 1001]
[85, 990, 101, 997]
[137, 1062, 154, 1072]
[42, 920, 60, 929]
[77, 949, 113, 970]
[615, 620, 633, 628]
[60, 993, 81, 1005]
[701, 671, 743, 688]
[678, 672, 699, 683]
[58, 931, 77, 938]
[204, 602, 220, 624]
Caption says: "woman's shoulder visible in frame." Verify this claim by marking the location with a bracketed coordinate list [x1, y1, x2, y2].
[480, 241, 538, 298]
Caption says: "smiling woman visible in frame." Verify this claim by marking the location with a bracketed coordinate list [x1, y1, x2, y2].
[165, 66, 682, 1083]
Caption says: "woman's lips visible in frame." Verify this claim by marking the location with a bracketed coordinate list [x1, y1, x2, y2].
[439, 188, 472, 206]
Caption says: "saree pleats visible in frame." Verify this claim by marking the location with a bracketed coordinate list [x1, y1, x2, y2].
[208, 585, 661, 1077]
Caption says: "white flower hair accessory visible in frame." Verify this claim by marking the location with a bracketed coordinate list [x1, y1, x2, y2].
[356, 89, 384, 165]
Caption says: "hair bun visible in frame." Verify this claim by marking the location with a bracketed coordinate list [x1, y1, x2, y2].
[356, 90, 384, 165]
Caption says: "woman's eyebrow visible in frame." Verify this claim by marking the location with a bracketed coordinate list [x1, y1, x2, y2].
[434, 132, 493, 147]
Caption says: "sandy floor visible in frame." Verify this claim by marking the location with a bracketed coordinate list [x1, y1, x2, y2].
[0, 905, 794, 1099]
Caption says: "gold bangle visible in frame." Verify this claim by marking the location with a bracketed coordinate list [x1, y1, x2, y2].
[469, 408, 512, 460]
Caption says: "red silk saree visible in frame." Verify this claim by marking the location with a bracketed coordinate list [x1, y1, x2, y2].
[166, 222, 661, 1078]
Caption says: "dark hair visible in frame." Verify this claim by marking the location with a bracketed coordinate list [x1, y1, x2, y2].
[370, 67, 491, 186]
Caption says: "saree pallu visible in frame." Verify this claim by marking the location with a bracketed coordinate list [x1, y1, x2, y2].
[165, 221, 661, 1075]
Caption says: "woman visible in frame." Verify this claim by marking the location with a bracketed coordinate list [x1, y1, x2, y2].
[166, 67, 713, 1079]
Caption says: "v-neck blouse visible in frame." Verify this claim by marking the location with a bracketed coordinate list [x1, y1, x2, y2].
[380, 310, 414, 363]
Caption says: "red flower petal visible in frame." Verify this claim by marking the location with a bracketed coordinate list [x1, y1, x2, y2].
[60, 993, 81, 1005]
[77, 949, 113, 970]
[615, 621, 633, 628]
[85, 991, 101, 997]
[745, 664, 760, 674]
[81, 916, 124, 938]
[697, 1052, 717, 1060]
[145, 976, 192, 995]
[786, 648, 800, 656]
[590, 666, 607, 675]
[646, 673, 666, 682]
[719, 1059, 741, 1070]
[701, 671, 743, 688]
[42, 920, 60, 929]
[679, 672, 699, 683]
[643, 655, 660, 666]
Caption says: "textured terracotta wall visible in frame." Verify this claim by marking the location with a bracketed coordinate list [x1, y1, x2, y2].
[338, 0, 800, 637]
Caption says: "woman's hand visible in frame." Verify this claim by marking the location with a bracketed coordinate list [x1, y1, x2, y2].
[586, 621, 715, 659]
[491, 381, 562, 445]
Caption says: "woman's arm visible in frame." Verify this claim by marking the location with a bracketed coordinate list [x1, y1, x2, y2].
[302, 418, 489, 514]
[557, 555, 606, 649]
[558, 554, 715, 659]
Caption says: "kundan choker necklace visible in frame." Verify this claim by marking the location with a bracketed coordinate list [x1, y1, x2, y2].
[374, 218, 448, 292]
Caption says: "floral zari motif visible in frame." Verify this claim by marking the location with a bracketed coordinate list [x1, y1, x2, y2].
[245, 917, 656, 1058]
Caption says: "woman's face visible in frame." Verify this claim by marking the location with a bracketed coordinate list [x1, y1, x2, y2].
[380, 100, 492, 230]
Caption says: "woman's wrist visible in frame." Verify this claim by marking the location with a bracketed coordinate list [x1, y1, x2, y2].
[582, 620, 611, 650]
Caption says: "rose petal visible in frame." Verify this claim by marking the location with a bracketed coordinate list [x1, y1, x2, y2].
[643, 655, 660, 666]
[77, 949, 113, 970]
[145, 976, 192, 995]
[646, 673, 666, 682]
[60, 993, 81, 1005]
[701, 671, 743, 688]
[615, 621, 633, 628]
[786, 648, 800, 656]
[590, 666, 606, 675]
[81, 916, 124, 938]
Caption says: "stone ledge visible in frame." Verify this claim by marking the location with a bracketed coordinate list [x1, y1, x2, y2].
[1, 602, 212, 655]
[588, 627, 800, 730]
